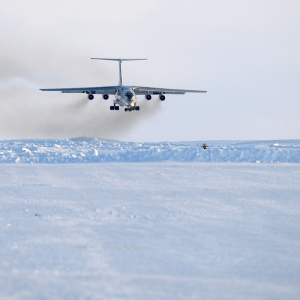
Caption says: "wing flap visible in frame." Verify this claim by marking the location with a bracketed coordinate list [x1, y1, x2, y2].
[134, 86, 207, 95]
[40, 86, 119, 95]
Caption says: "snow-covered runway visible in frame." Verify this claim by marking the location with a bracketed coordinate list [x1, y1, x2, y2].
[1, 162, 300, 299]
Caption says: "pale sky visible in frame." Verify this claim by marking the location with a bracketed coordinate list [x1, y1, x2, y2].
[0, 0, 299, 141]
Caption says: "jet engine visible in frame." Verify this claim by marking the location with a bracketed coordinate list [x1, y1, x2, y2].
[145, 94, 152, 100]
[159, 94, 166, 101]
[102, 94, 109, 100]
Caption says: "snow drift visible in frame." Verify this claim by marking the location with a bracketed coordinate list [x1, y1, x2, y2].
[0, 139, 299, 163]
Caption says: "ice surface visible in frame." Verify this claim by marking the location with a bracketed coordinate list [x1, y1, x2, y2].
[0, 139, 300, 163]
[0, 140, 300, 299]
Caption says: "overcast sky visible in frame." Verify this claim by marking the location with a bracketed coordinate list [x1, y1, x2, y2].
[0, 0, 299, 141]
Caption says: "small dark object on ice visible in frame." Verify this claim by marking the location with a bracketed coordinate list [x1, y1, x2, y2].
[202, 144, 207, 150]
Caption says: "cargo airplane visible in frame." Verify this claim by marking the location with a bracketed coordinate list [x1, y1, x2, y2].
[40, 58, 207, 111]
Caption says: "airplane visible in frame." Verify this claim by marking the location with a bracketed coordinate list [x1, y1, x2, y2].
[40, 58, 207, 112]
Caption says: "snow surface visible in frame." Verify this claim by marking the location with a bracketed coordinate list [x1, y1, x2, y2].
[0, 139, 300, 163]
[0, 140, 300, 299]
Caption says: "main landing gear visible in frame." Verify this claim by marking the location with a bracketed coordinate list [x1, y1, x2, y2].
[110, 105, 119, 110]
[125, 106, 139, 112]
[109, 105, 140, 111]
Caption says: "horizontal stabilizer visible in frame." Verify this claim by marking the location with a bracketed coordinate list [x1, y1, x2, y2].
[91, 58, 147, 62]
[91, 58, 147, 86]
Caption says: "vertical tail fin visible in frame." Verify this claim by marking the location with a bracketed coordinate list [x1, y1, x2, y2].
[91, 58, 147, 86]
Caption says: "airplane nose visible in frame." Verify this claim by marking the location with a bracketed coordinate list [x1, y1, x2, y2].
[126, 93, 134, 99]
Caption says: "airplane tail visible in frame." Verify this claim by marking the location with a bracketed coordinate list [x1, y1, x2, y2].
[91, 58, 147, 86]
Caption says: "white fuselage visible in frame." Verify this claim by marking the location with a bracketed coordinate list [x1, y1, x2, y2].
[114, 87, 137, 108]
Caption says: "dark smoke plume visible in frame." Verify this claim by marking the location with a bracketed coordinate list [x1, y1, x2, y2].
[0, 48, 163, 140]
[0, 75, 161, 140]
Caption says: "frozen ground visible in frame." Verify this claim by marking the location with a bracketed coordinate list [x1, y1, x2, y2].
[0, 139, 299, 163]
[0, 140, 300, 299]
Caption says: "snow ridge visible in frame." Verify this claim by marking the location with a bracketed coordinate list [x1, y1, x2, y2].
[0, 139, 299, 163]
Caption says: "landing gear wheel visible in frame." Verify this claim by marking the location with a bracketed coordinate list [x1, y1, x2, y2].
[110, 105, 119, 111]
[88, 94, 94, 100]
[135, 106, 140, 111]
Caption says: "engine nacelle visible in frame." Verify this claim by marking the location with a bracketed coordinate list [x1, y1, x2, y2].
[145, 94, 152, 100]
[159, 94, 166, 101]
[102, 94, 109, 100]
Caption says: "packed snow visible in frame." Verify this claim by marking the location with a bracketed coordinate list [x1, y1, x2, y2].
[0, 140, 300, 299]
[0, 139, 300, 163]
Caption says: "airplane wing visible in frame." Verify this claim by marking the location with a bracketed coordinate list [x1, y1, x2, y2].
[134, 86, 207, 95]
[40, 86, 120, 94]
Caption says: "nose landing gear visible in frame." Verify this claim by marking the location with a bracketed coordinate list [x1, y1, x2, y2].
[125, 106, 139, 112]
